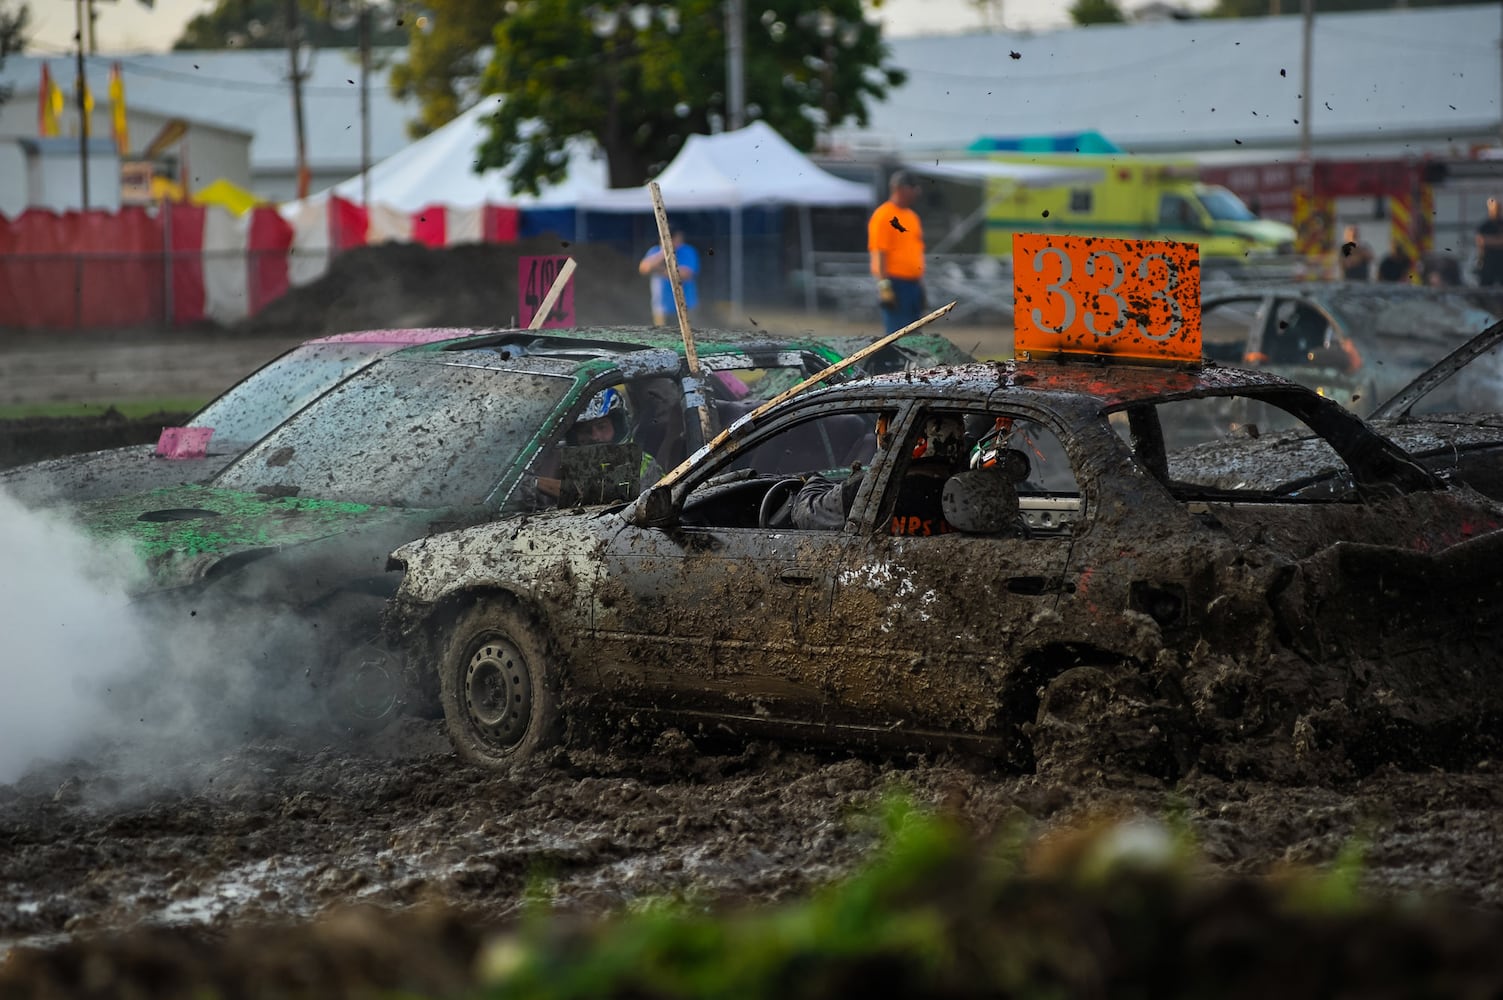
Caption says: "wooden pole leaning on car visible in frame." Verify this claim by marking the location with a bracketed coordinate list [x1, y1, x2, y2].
[527, 257, 578, 330]
[655, 299, 957, 490]
[649, 181, 716, 444]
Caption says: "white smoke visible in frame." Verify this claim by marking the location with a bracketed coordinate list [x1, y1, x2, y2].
[0, 488, 341, 793]
[0, 489, 150, 784]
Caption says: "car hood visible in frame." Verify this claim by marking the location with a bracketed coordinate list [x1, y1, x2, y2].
[75, 483, 434, 593]
[0, 445, 231, 507]
[1219, 218, 1297, 246]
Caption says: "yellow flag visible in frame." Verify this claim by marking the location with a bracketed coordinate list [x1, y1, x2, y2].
[38, 63, 64, 137]
[77, 72, 94, 118]
[109, 62, 128, 154]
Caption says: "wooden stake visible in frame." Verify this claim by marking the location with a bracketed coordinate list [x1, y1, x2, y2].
[656, 300, 958, 489]
[527, 257, 577, 330]
[649, 181, 714, 444]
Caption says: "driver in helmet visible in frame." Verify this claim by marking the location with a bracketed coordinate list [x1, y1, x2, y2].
[533, 387, 663, 504]
[790, 413, 966, 534]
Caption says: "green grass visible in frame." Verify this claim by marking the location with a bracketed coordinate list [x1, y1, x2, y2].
[0, 397, 206, 421]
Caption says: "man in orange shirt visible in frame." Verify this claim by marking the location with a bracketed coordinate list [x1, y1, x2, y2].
[868, 170, 927, 336]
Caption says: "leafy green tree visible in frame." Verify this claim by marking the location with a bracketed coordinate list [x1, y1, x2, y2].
[387, 0, 501, 137]
[1071, 0, 1125, 24]
[0, 1, 28, 109]
[173, 0, 408, 51]
[476, 0, 905, 193]
[1208, 0, 1494, 14]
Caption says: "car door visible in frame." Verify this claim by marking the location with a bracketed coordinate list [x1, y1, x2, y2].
[585, 401, 888, 728]
[819, 405, 1084, 743]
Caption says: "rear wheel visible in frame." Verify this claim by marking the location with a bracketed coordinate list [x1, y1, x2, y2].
[438, 599, 562, 768]
[1031, 664, 1186, 780]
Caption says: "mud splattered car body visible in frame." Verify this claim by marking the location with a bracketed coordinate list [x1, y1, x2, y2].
[391, 359, 1503, 780]
[69, 327, 861, 731]
[0, 328, 498, 506]
[1200, 283, 1503, 418]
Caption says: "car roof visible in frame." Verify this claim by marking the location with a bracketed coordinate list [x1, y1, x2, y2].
[797, 359, 1308, 413]
[396, 326, 842, 359]
[306, 328, 491, 346]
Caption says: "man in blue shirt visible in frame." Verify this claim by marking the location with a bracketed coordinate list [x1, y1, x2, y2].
[639, 229, 700, 326]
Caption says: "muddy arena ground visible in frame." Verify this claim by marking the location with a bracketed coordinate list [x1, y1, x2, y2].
[3, 243, 1503, 997]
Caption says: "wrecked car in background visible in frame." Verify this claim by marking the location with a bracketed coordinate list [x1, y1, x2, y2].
[388, 356, 1503, 782]
[0, 328, 491, 506]
[1200, 283, 1503, 417]
[68, 327, 861, 734]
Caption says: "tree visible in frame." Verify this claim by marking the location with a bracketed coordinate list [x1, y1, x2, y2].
[0, 1, 28, 109]
[387, 0, 502, 138]
[474, 0, 905, 193]
[173, 0, 407, 50]
[1071, 0, 1125, 24]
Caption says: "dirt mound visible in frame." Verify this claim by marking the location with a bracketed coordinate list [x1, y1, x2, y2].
[0, 410, 189, 470]
[239, 239, 652, 337]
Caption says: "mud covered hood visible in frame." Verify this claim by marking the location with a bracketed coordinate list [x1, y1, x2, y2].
[0, 445, 230, 507]
[75, 483, 433, 593]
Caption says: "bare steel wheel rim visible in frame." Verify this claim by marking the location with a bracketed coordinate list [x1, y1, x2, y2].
[463, 636, 532, 749]
[337, 643, 400, 723]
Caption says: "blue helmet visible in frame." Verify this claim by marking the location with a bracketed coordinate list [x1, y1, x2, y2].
[579, 387, 623, 424]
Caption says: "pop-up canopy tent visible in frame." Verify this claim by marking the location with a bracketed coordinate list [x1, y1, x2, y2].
[282, 95, 610, 284]
[578, 120, 873, 308]
[317, 95, 608, 214]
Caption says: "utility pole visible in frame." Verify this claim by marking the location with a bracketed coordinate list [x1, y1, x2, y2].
[725, 0, 745, 130]
[359, 0, 371, 209]
[286, 0, 310, 199]
[74, 0, 90, 210]
[1299, 0, 1313, 163]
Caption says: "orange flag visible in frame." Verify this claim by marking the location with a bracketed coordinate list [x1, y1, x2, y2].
[109, 62, 129, 154]
[38, 63, 64, 137]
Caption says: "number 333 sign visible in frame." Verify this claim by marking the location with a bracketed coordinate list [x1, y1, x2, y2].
[1012, 233, 1201, 363]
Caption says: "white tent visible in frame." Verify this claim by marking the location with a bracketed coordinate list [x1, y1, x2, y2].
[319, 95, 609, 212]
[283, 96, 609, 285]
[579, 120, 871, 211]
[578, 121, 874, 308]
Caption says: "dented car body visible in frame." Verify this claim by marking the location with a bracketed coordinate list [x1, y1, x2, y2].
[390, 359, 1503, 780]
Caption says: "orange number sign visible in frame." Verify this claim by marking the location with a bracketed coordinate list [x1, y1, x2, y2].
[1012, 233, 1201, 364]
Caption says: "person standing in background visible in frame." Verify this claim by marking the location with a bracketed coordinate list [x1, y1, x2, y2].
[1477, 197, 1503, 286]
[639, 230, 699, 326]
[868, 170, 927, 334]
[1337, 224, 1373, 281]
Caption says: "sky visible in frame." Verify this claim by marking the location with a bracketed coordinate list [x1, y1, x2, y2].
[24, 0, 1220, 57]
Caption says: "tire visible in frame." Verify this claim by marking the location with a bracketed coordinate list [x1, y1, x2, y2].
[1030, 664, 1186, 780]
[438, 598, 562, 768]
[310, 593, 407, 739]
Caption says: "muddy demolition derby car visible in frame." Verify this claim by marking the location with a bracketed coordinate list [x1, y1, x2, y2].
[66, 327, 906, 734]
[388, 354, 1503, 782]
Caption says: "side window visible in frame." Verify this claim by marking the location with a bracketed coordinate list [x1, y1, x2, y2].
[1202, 299, 1262, 364]
[681, 409, 886, 530]
[1068, 188, 1093, 213]
[879, 409, 1083, 539]
[732, 409, 878, 477]
[1159, 194, 1191, 230]
[1265, 301, 1331, 364]
[1147, 396, 1350, 494]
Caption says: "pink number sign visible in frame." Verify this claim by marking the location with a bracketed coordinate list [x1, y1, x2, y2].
[518, 255, 575, 328]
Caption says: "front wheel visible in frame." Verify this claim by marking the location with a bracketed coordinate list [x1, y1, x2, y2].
[438, 599, 562, 769]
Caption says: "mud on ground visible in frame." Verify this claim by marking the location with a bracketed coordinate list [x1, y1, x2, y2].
[2, 721, 1503, 997]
